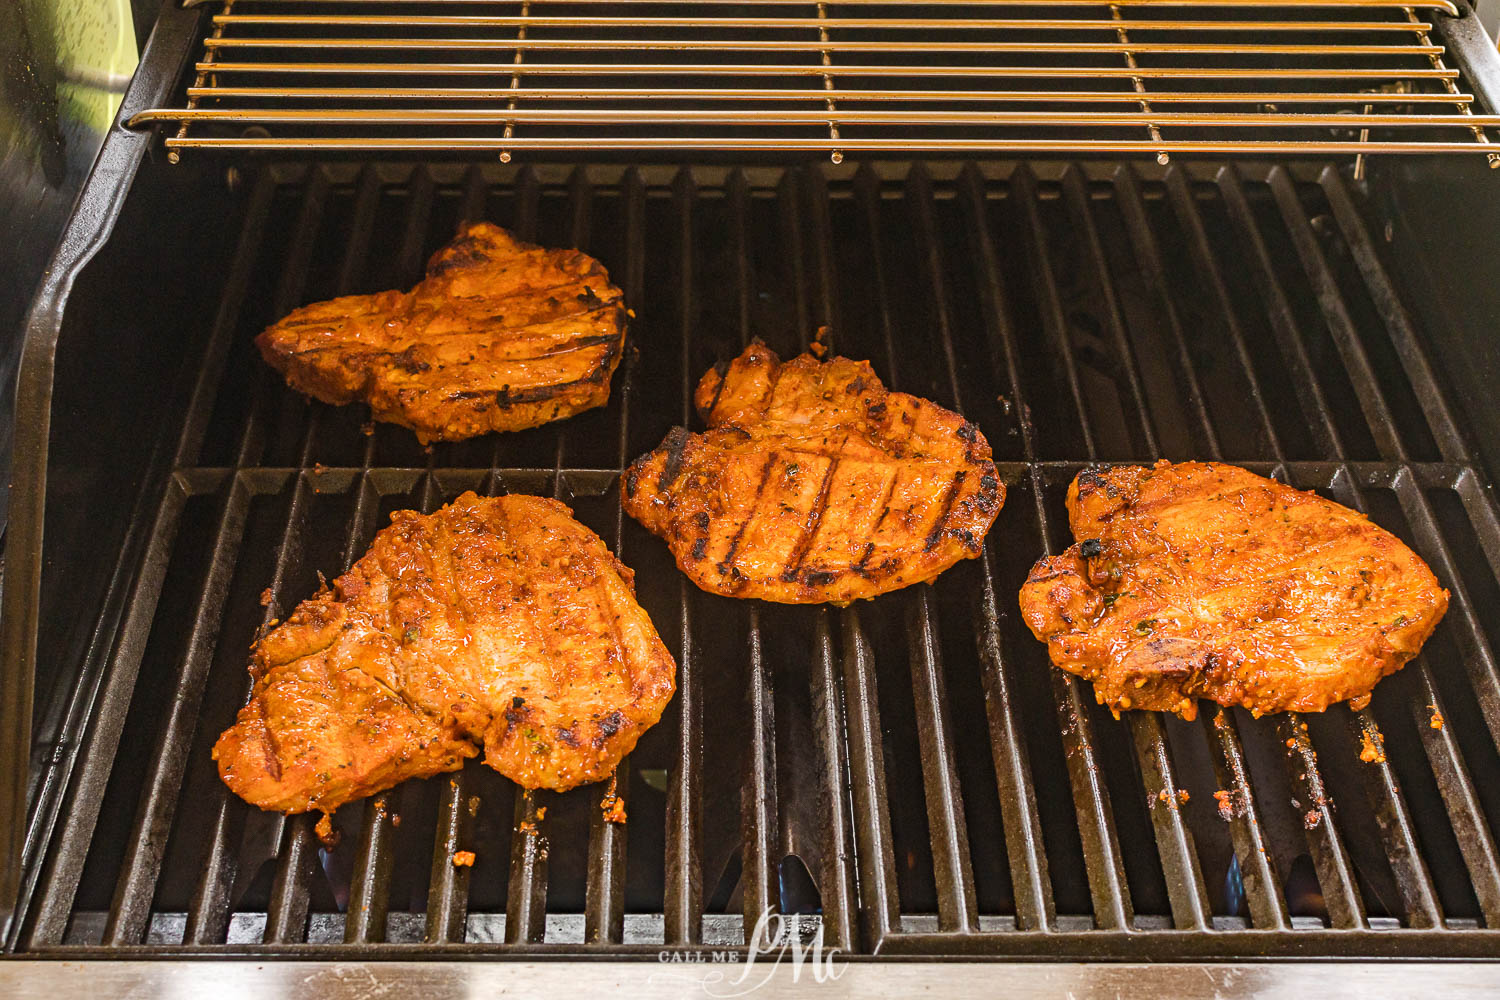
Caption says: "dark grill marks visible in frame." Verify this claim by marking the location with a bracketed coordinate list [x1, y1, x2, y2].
[716, 452, 779, 581]
[857, 469, 903, 570]
[656, 427, 692, 492]
[780, 456, 841, 583]
[923, 471, 968, 554]
[703, 359, 732, 419]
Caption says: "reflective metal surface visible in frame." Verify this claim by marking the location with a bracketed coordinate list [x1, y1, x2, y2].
[1, 961, 1499, 999]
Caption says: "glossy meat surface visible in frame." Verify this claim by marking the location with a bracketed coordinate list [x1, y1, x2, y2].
[256, 223, 627, 443]
[215, 492, 676, 814]
[1019, 462, 1448, 719]
[623, 342, 1004, 603]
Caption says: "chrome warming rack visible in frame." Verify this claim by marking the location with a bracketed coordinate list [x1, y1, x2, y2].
[128, 0, 1500, 164]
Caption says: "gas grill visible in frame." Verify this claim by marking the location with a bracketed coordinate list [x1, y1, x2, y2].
[6, 0, 1500, 992]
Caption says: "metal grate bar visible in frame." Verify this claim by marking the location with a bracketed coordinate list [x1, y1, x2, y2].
[1113, 166, 1222, 459]
[134, 0, 1496, 163]
[741, 617, 781, 943]
[1056, 167, 1161, 457]
[663, 168, 702, 947]
[1403, 645, 1500, 924]
[208, 13, 1443, 31]
[906, 590, 980, 934]
[906, 164, 1049, 933]
[839, 609, 901, 948]
[1267, 168, 1408, 462]
[1215, 166, 1343, 458]
[868, 164, 983, 935]
[808, 612, 860, 950]
[957, 166, 1057, 933]
[1205, 710, 1291, 930]
[1387, 470, 1500, 750]
[133, 108, 1500, 129]
[262, 813, 318, 943]
[425, 772, 477, 943]
[197, 38, 1451, 56]
[504, 791, 549, 944]
[1128, 713, 1212, 929]
[1162, 168, 1284, 460]
[183, 86, 1481, 104]
[342, 639, 396, 935]
[1317, 169, 1468, 463]
[1278, 713, 1368, 928]
[181, 62, 1467, 80]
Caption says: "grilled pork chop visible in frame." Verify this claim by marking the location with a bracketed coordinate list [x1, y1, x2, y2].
[1019, 462, 1448, 719]
[623, 342, 1004, 603]
[256, 223, 627, 444]
[214, 492, 676, 815]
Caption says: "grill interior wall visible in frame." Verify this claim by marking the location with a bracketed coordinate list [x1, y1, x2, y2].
[16, 160, 1500, 956]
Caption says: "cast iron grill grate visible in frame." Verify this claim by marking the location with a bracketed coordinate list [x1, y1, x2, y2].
[126, 0, 1500, 164]
[13, 160, 1500, 957]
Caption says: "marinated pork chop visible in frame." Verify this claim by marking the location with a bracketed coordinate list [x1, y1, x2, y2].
[256, 223, 627, 444]
[214, 492, 675, 815]
[623, 342, 1004, 603]
[1019, 462, 1448, 720]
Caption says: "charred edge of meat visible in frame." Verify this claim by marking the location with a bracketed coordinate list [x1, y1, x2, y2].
[428, 233, 490, 275]
[1075, 469, 1117, 499]
[1080, 538, 1102, 559]
[656, 427, 692, 491]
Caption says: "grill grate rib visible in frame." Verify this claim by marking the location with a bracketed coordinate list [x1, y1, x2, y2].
[125, 0, 1500, 163]
[15, 160, 1500, 958]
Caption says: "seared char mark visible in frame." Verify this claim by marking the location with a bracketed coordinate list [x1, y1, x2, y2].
[657, 427, 692, 491]
[780, 457, 841, 582]
[918, 470, 966, 554]
[717, 452, 779, 581]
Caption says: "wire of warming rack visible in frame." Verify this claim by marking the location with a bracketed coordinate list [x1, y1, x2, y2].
[135, 0, 1500, 165]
